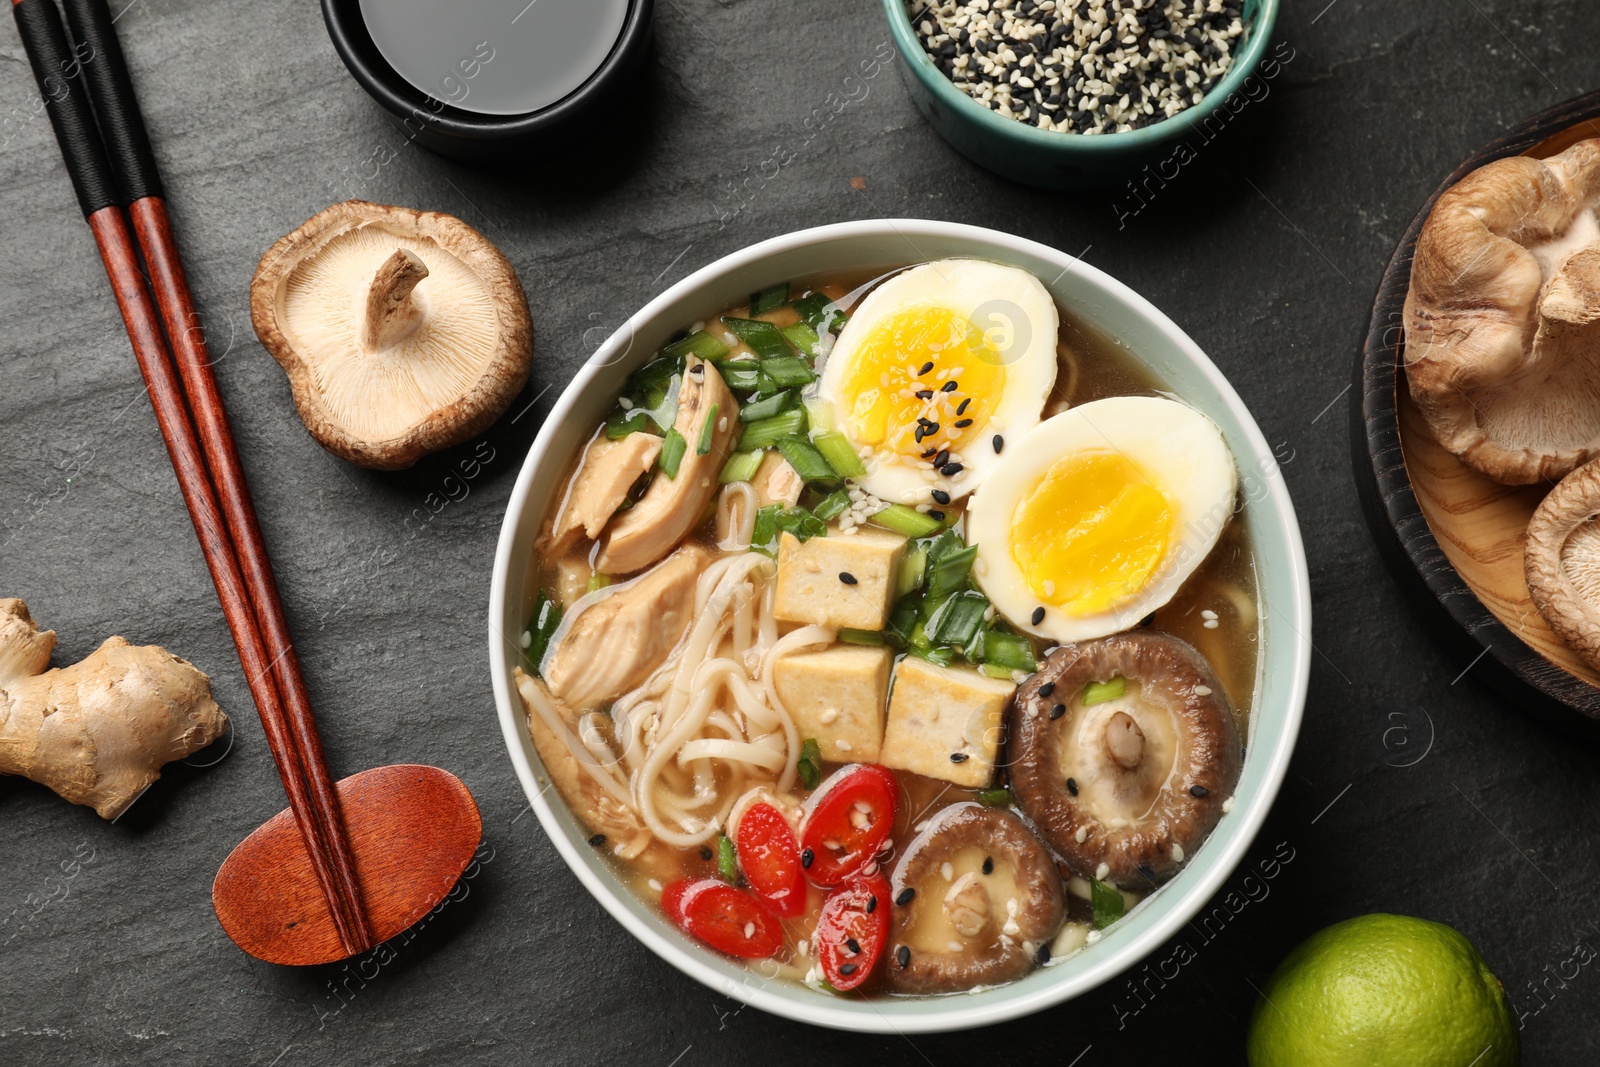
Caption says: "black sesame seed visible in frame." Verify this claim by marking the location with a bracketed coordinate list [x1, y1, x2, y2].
[928, 509, 946, 521]
[914, 426, 927, 443]
[839, 571, 859, 585]
[915, 389, 934, 400]
[940, 463, 963, 476]
[1066, 777, 1079, 796]
[1140, 612, 1157, 627]
[920, 448, 937, 459]
[699, 845, 714, 861]
[956, 398, 972, 415]
[992, 434, 1004, 453]
[867, 894, 878, 913]
[919, 361, 935, 375]
[1050, 703, 1066, 720]
[897, 945, 912, 967]
[1036, 943, 1052, 964]
[846, 937, 861, 954]
[1137, 863, 1157, 882]
[1190, 785, 1210, 798]
[839, 963, 858, 976]
[932, 489, 951, 505]
[588, 834, 606, 847]
[950, 752, 969, 763]
[1031, 606, 1046, 626]
[801, 848, 815, 869]
[689, 363, 705, 377]
[934, 449, 951, 468]
[896, 887, 916, 906]
[1038, 681, 1055, 697]
[941, 380, 959, 392]
[953, 418, 973, 428]
[925, 422, 941, 436]
[982, 856, 994, 875]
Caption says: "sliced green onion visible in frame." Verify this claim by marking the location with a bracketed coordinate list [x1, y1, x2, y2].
[775, 437, 838, 484]
[895, 544, 928, 599]
[780, 321, 822, 358]
[803, 397, 837, 433]
[524, 590, 562, 676]
[775, 505, 827, 541]
[797, 737, 823, 789]
[717, 834, 739, 881]
[1091, 878, 1126, 930]
[976, 787, 1012, 808]
[751, 505, 781, 556]
[760, 356, 816, 388]
[738, 390, 793, 424]
[886, 595, 920, 646]
[658, 428, 688, 479]
[586, 571, 611, 593]
[663, 330, 730, 362]
[926, 544, 978, 603]
[749, 281, 790, 316]
[869, 503, 942, 538]
[1082, 676, 1127, 706]
[737, 408, 807, 452]
[718, 449, 764, 484]
[813, 431, 866, 478]
[917, 644, 956, 667]
[719, 360, 763, 393]
[696, 403, 719, 455]
[790, 292, 845, 335]
[604, 410, 656, 440]
[838, 627, 885, 646]
[981, 662, 1016, 679]
[722, 316, 793, 360]
[982, 630, 1037, 673]
[927, 590, 989, 648]
[812, 489, 851, 522]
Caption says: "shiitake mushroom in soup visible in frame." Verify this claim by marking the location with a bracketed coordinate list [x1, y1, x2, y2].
[513, 262, 1259, 997]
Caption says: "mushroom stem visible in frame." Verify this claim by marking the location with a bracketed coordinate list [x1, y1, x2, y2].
[1104, 711, 1145, 771]
[360, 249, 430, 351]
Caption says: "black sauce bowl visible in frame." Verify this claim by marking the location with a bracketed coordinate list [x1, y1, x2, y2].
[321, 0, 654, 163]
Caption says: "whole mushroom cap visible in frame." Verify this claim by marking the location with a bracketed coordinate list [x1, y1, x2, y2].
[884, 803, 1064, 994]
[250, 200, 533, 470]
[1404, 138, 1600, 485]
[1008, 632, 1241, 889]
[1526, 458, 1600, 672]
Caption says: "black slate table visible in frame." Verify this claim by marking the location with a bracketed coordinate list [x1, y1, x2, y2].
[3, 1, 1596, 1063]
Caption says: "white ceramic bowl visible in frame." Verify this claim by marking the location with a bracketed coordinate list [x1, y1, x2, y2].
[488, 220, 1311, 1033]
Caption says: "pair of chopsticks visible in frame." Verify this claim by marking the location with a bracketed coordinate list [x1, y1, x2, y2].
[12, 0, 374, 955]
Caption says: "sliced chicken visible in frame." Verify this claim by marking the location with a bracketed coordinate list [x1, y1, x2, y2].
[515, 667, 649, 856]
[549, 431, 663, 556]
[751, 450, 804, 507]
[598, 358, 738, 573]
[544, 544, 708, 709]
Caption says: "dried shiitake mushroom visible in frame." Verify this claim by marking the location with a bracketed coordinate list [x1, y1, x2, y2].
[250, 200, 533, 470]
[1404, 138, 1600, 485]
[1526, 459, 1600, 671]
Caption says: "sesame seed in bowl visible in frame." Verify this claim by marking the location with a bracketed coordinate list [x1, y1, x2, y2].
[882, 0, 1282, 189]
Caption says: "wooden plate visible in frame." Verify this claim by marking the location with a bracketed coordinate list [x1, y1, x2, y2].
[1355, 91, 1600, 739]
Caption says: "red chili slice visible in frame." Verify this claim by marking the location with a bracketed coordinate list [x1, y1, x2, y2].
[661, 878, 783, 959]
[800, 763, 898, 887]
[816, 871, 892, 991]
[736, 802, 808, 917]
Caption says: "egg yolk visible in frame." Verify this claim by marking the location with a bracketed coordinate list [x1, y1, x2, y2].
[838, 306, 1006, 458]
[1009, 450, 1174, 616]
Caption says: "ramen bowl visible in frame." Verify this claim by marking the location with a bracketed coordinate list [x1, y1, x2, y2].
[488, 220, 1310, 1032]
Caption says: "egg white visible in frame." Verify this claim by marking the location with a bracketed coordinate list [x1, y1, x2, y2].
[965, 396, 1239, 643]
[816, 259, 1058, 505]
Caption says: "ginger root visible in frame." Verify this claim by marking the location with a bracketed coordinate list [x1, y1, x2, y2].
[0, 599, 229, 819]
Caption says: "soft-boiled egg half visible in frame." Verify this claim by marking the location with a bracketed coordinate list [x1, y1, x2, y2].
[816, 259, 1058, 505]
[966, 396, 1238, 643]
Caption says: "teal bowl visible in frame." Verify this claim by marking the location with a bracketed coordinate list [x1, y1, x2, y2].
[883, 0, 1282, 190]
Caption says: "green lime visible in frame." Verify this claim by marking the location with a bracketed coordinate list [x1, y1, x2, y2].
[1247, 913, 1517, 1067]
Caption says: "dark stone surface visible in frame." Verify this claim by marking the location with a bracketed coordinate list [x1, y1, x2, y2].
[1, 0, 1595, 1063]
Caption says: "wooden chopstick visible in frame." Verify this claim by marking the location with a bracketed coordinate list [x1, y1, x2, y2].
[11, 0, 373, 955]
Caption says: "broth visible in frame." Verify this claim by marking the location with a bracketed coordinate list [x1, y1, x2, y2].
[517, 261, 1259, 996]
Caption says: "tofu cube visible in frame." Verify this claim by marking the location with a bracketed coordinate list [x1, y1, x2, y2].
[772, 645, 893, 762]
[880, 658, 1016, 788]
[773, 529, 905, 631]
